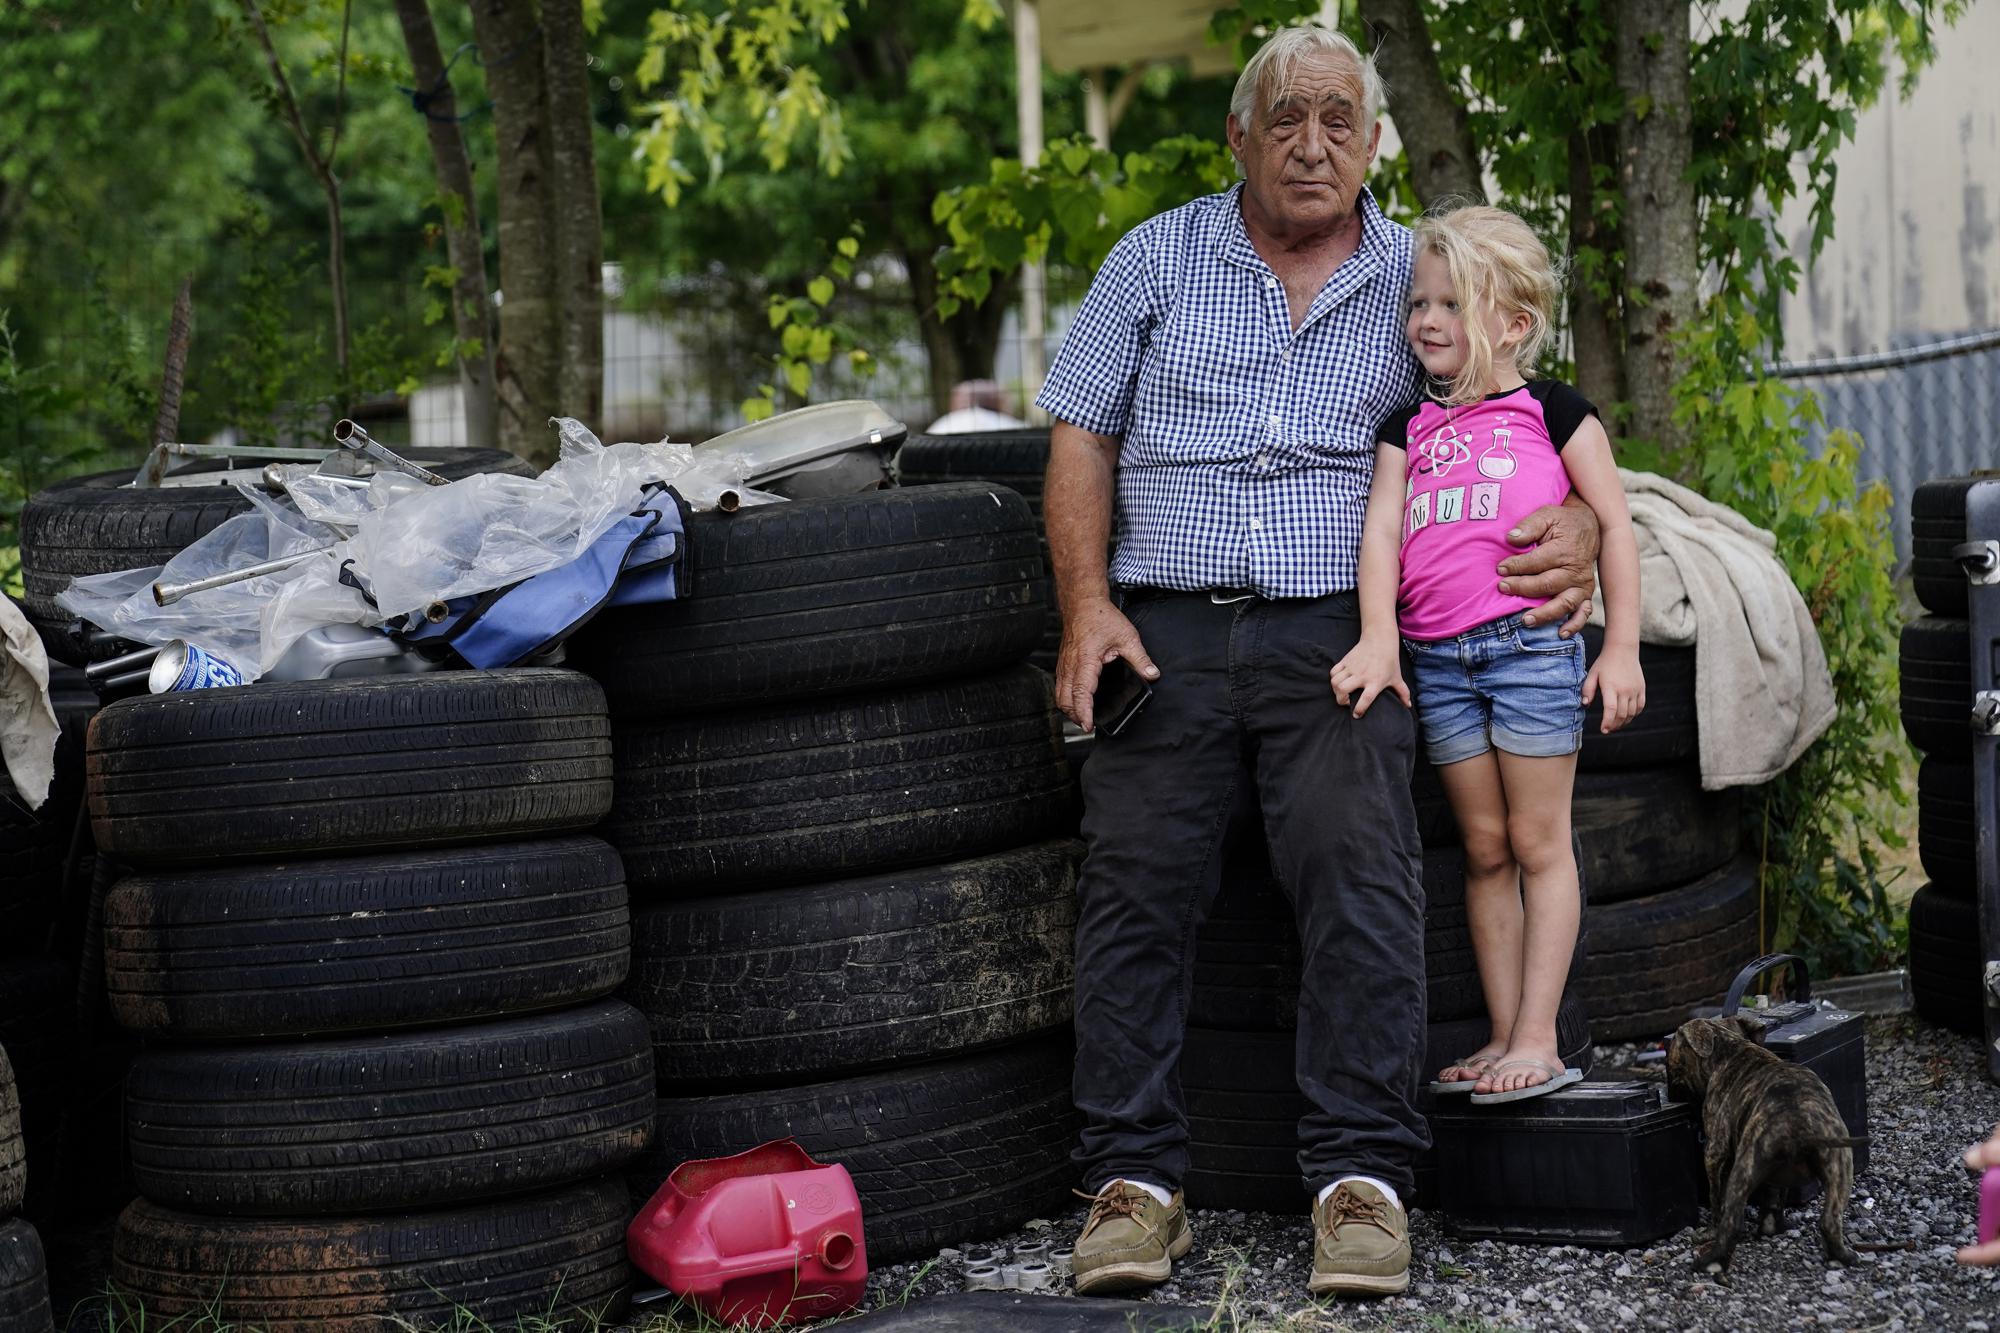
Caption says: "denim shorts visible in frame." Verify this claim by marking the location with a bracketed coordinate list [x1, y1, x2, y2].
[1403, 613, 1586, 766]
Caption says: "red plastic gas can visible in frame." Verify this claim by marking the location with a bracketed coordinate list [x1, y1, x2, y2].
[627, 1139, 868, 1328]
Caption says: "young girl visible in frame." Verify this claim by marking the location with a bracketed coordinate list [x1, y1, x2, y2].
[1330, 205, 1646, 1104]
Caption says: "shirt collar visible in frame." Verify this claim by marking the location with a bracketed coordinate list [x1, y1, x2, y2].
[1216, 181, 1391, 272]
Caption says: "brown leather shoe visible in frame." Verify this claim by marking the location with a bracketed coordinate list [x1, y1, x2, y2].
[1070, 1181, 1193, 1295]
[1308, 1181, 1410, 1297]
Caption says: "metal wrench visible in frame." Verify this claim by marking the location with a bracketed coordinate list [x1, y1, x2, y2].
[331, 418, 449, 486]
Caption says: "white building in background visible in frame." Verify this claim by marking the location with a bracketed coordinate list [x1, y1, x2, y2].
[1776, 0, 2000, 356]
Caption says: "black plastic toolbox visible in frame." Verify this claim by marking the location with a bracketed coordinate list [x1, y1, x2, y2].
[1432, 1080, 1699, 1246]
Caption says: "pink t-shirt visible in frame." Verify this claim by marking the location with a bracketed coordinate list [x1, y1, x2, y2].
[1375, 380, 1598, 641]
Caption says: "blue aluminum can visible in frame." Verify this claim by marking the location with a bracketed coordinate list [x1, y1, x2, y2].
[147, 639, 246, 693]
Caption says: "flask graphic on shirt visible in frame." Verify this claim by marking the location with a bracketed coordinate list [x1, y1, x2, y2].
[1477, 428, 1517, 479]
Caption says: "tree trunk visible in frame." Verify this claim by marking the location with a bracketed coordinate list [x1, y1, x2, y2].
[470, 0, 560, 465]
[1567, 125, 1625, 413]
[904, 244, 1016, 420]
[542, 0, 604, 427]
[1615, 0, 1698, 458]
[393, 0, 499, 452]
[241, 0, 352, 388]
[1356, 0, 1483, 208]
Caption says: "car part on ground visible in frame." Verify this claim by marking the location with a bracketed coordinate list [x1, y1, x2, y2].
[641, 1039, 1079, 1265]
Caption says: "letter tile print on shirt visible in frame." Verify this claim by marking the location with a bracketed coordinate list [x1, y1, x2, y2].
[1471, 482, 1501, 521]
[1435, 486, 1466, 524]
[1407, 490, 1432, 539]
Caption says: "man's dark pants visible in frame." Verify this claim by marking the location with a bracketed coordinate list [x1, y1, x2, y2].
[1071, 589, 1430, 1200]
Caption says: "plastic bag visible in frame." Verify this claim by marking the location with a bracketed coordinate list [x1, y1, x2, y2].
[57, 420, 766, 683]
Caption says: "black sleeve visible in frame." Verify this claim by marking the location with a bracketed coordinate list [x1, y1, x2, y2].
[1374, 400, 1422, 450]
[1531, 380, 1600, 451]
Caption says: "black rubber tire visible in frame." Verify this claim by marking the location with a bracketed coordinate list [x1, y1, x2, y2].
[1574, 858, 1761, 1042]
[1572, 767, 1742, 902]
[1578, 626, 1698, 770]
[570, 483, 1046, 715]
[126, 1000, 654, 1215]
[0, 961, 75, 1223]
[1179, 996, 1593, 1213]
[1900, 617, 1971, 758]
[0, 1047, 20, 1217]
[0, 1220, 51, 1333]
[604, 665, 1071, 896]
[895, 429, 1061, 672]
[896, 430, 1052, 512]
[1909, 881, 1983, 1037]
[0, 666, 91, 956]
[20, 449, 532, 665]
[1414, 762, 1738, 901]
[1918, 758, 1976, 894]
[88, 669, 612, 864]
[110, 1180, 629, 1332]
[1910, 475, 2000, 618]
[628, 842, 1078, 1085]
[103, 836, 630, 1039]
[642, 1038, 1079, 1264]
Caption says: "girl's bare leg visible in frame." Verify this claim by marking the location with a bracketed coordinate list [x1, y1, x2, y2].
[1435, 752, 1518, 1083]
[1481, 749, 1581, 1094]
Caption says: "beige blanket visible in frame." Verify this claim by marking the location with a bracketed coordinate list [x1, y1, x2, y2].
[0, 596, 58, 810]
[1589, 468, 1836, 790]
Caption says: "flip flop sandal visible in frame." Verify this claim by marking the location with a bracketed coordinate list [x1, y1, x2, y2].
[1469, 1057, 1584, 1105]
[1427, 1055, 1497, 1094]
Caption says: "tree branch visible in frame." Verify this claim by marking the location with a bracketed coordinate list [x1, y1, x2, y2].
[1355, 0, 1483, 207]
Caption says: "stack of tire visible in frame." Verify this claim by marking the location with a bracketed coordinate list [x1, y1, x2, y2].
[567, 483, 1085, 1262]
[0, 1046, 53, 1332]
[0, 627, 99, 1241]
[88, 670, 648, 1328]
[1903, 476, 1991, 1035]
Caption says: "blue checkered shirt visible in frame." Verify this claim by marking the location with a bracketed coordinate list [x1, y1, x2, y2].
[1036, 183, 1421, 598]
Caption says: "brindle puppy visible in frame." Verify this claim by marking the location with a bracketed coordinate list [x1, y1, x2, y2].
[1667, 1015, 1863, 1273]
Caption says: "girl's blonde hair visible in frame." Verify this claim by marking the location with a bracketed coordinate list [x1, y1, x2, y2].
[1411, 205, 1561, 406]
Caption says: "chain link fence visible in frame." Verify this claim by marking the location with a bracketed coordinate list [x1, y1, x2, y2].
[1772, 329, 2000, 567]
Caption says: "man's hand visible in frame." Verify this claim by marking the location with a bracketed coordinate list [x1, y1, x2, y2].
[1057, 598, 1160, 731]
[1499, 498, 1602, 637]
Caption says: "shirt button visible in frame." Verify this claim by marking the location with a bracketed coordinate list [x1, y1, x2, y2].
[1264, 277, 1278, 289]
[1250, 518, 1264, 530]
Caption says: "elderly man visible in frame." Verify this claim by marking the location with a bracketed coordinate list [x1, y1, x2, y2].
[1037, 26, 1599, 1298]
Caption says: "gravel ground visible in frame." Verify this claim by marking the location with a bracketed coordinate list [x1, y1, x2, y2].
[855, 1013, 2000, 1331]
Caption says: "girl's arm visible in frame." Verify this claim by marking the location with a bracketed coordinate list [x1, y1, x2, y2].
[1560, 416, 1646, 730]
[1329, 444, 1411, 717]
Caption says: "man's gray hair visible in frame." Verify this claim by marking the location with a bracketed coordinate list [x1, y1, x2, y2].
[1229, 24, 1385, 131]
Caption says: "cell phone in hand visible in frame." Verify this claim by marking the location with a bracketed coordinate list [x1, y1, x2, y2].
[1093, 658, 1153, 737]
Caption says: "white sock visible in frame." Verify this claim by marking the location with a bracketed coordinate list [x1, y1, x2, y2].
[1319, 1175, 1402, 1213]
[1108, 1178, 1174, 1206]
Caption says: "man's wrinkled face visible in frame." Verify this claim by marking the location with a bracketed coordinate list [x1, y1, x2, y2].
[1228, 52, 1381, 239]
